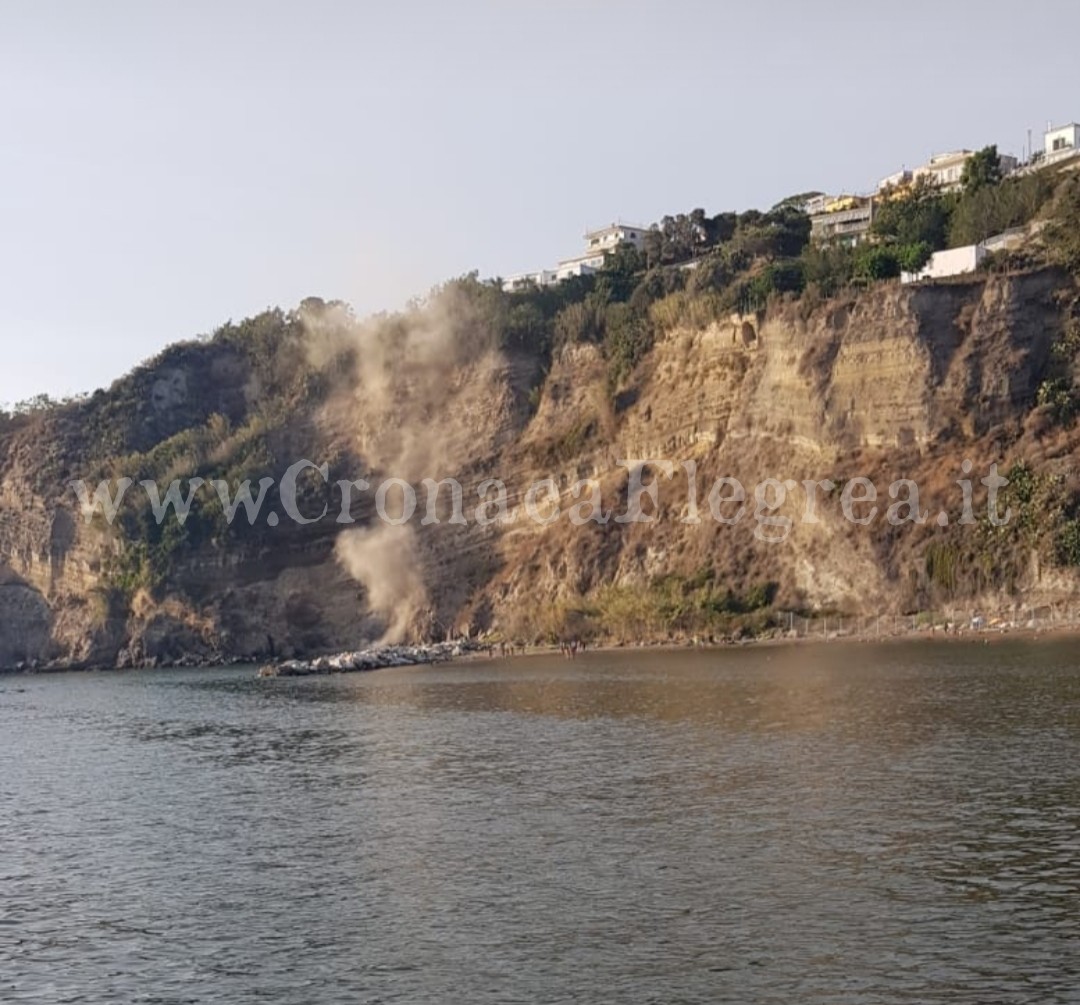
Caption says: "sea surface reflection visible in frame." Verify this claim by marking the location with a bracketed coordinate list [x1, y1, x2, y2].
[2, 640, 1079, 1003]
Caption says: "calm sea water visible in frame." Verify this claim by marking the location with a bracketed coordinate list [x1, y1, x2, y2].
[2, 641, 1079, 1004]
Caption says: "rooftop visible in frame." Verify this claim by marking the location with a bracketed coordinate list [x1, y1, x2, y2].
[584, 221, 650, 238]
[925, 150, 973, 166]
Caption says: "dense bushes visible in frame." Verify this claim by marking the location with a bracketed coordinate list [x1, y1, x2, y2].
[948, 172, 1057, 247]
[526, 159, 1068, 393]
[874, 151, 1058, 256]
[1044, 173, 1080, 272]
[873, 177, 953, 249]
[501, 573, 780, 643]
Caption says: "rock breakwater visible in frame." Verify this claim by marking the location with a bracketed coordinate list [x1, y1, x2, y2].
[256, 641, 481, 677]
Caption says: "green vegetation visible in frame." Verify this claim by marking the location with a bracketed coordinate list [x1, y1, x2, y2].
[1037, 290, 1080, 426]
[873, 150, 1058, 256]
[615, 573, 777, 639]
[1036, 377, 1078, 424]
[949, 171, 1055, 247]
[498, 154, 1064, 400]
[925, 540, 962, 593]
[504, 572, 780, 644]
[960, 145, 1003, 194]
[992, 461, 1078, 567]
[1044, 173, 1080, 271]
[62, 307, 348, 599]
[919, 457, 1080, 603]
[873, 176, 954, 249]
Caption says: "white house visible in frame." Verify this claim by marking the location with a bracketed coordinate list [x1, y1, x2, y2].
[911, 149, 1018, 191]
[583, 222, 649, 254]
[913, 151, 973, 191]
[901, 244, 986, 284]
[1045, 123, 1080, 162]
[878, 169, 912, 193]
[502, 269, 558, 292]
[503, 221, 647, 291]
[553, 253, 605, 281]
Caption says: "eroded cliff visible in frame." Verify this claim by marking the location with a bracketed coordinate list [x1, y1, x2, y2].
[2, 269, 1078, 667]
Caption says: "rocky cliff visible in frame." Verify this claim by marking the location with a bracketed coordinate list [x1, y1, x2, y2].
[2, 269, 1078, 668]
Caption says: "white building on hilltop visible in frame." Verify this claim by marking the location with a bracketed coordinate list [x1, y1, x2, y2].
[911, 149, 1019, 192]
[901, 244, 987, 284]
[915, 150, 973, 190]
[583, 222, 648, 254]
[878, 169, 912, 192]
[1045, 123, 1080, 164]
[503, 221, 648, 291]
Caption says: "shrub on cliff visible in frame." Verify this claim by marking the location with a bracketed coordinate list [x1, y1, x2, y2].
[897, 242, 933, 274]
[949, 171, 1056, 248]
[603, 304, 653, 387]
[554, 296, 607, 348]
[872, 177, 953, 250]
[1036, 377, 1078, 424]
[798, 243, 857, 296]
[854, 245, 902, 281]
[628, 266, 686, 314]
[1044, 173, 1080, 273]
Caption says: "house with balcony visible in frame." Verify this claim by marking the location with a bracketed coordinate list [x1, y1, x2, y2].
[877, 169, 913, 195]
[809, 195, 875, 245]
[1044, 123, 1080, 166]
[503, 221, 648, 291]
[911, 149, 1018, 192]
[583, 222, 649, 254]
[914, 150, 973, 191]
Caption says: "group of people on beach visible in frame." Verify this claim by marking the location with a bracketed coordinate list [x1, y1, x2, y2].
[491, 642, 527, 658]
[487, 640, 587, 659]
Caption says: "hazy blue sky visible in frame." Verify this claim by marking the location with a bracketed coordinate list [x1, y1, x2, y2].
[2, 0, 1077, 404]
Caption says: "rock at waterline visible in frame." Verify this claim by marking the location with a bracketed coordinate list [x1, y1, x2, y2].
[256, 642, 477, 678]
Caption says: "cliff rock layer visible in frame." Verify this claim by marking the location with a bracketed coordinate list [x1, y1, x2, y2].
[1, 270, 1077, 667]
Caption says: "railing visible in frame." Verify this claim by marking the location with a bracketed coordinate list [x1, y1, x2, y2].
[775, 605, 1080, 640]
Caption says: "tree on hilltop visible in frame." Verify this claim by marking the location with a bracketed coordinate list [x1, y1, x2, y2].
[961, 146, 1003, 195]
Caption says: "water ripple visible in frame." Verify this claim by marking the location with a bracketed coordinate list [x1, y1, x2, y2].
[2, 640, 1079, 1003]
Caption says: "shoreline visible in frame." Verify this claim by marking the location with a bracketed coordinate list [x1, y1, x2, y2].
[257, 621, 1080, 678]
[2, 621, 1076, 678]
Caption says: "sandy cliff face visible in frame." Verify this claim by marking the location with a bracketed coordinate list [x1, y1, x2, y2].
[468, 270, 1071, 627]
[0, 269, 1076, 666]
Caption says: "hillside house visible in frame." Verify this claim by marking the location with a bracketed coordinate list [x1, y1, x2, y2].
[583, 222, 648, 254]
[503, 221, 647, 291]
[912, 149, 1018, 192]
[1044, 123, 1080, 164]
[809, 195, 875, 245]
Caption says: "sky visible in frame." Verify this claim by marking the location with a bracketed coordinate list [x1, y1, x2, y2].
[1, 0, 1078, 405]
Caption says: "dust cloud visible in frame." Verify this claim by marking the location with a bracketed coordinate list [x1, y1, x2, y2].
[300, 284, 504, 642]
